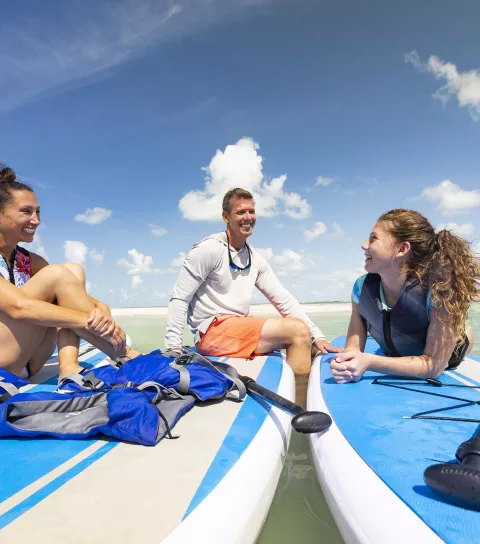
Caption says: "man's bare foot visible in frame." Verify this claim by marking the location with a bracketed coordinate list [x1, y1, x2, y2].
[58, 363, 84, 383]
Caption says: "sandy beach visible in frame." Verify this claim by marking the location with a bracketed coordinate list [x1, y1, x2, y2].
[111, 302, 351, 317]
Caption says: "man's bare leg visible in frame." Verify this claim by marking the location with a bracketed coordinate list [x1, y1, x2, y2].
[255, 318, 311, 407]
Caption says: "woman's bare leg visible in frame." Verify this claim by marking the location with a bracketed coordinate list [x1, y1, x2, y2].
[56, 328, 81, 380]
[27, 328, 57, 376]
[0, 315, 49, 376]
[21, 263, 139, 376]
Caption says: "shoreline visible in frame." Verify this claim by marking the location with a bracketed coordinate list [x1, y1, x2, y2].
[111, 302, 352, 318]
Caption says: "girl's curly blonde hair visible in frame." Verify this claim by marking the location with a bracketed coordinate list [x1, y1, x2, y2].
[378, 209, 480, 343]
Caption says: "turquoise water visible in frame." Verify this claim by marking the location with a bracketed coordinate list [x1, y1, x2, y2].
[115, 306, 479, 543]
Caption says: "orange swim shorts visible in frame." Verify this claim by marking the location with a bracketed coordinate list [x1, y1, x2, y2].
[196, 315, 268, 359]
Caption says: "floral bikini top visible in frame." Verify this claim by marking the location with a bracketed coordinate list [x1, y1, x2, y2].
[0, 246, 32, 288]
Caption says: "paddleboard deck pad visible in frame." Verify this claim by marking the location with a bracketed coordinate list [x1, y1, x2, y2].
[308, 335, 480, 544]
[0, 342, 295, 543]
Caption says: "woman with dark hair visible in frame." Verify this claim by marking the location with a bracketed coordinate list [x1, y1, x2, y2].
[331, 209, 479, 383]
[0, 164, 139, 381]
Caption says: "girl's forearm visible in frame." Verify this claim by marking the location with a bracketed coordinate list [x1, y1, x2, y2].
[367, 353, 439, 379]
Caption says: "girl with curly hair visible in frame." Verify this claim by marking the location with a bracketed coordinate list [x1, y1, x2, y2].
[0, 164, 139, 381]
[331, 209, 480, 383]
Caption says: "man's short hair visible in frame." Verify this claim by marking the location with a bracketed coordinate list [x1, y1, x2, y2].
[222, 188, 254, 214]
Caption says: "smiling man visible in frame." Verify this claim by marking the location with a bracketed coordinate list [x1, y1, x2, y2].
[165, 188, 340, 405]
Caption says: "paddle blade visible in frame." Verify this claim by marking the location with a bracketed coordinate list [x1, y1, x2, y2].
[291, 411, 332, 434]
[424, 462, 480, 511]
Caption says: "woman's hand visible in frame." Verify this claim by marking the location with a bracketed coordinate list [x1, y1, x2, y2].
[330, 349, 370, 383]
[86, 303, 115, 338]
[108, 325, 127, 351]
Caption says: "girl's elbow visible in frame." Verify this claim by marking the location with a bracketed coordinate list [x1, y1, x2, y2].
[423, 358, 444, 380]
[425, 367, 443, 380]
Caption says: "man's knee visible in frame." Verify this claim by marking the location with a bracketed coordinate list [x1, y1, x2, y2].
[285, 318, 310, 345]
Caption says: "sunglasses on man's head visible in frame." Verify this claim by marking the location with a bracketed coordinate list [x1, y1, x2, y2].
[227, 238, 252, 271]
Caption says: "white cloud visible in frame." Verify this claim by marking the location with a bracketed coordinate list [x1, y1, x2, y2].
[178, 137, 311, 221]
[421, 180, 480, 215]
[0, 0, 271, 112]
[330, 223, 346, 238]
[117, 249, 156, 275]
[131, 275, 143, 288]
[75, 207, 112, 225]
[405, 50, 480, 121]
[64, 240, 88, 264]
[120, 287, 137, 301]
[171, 252, 186, 267]
[149, 224, 167, 237]
[19, 230, 48, 260]
[436, 222, 475, 237]
[154, 290, 167, 299]
[316, 176, 334, 187]
[117, 248, 175, 275]
[255, 247, 274, 262]
[283, 191, 311, 220]
[89, 248, 104, 263]
[271, 249, 305, 277]
[85, 281, 96, 294]
[304, 221, 327, 242]
[313, 265, 365, 291]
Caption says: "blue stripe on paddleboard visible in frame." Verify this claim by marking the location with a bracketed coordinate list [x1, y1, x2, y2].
[0, 349, 116, 509]
[183, 352, 283, 518]
[0, 442, 116, 530]
[321, 336, 480, 544]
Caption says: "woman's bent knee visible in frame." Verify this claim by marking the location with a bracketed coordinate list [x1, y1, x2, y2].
[62, 262, 86, 284]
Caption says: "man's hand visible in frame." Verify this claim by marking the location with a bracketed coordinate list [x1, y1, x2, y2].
[86, 303, 115, 338]
[313, 339, 343, 356]
[330, 349, 370, 383]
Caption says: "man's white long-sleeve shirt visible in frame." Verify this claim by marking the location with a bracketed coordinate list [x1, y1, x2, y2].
[164, 232, 325, 350]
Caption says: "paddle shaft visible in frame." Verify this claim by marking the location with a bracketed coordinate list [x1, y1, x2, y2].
[239, 375, 303, 416]
[182, 347, 332, 433]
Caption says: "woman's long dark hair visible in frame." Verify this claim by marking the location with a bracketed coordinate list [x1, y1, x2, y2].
[0, 164, 34, 212]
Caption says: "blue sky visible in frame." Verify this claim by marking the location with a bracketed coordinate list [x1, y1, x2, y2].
[1, 0, 479, 307]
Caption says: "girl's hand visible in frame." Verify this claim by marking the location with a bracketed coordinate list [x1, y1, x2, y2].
[330, 349, 370, 383]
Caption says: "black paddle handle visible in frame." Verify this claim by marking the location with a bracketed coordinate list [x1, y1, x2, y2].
[239, 375, 303, 416]
[239, 375, 332, 434]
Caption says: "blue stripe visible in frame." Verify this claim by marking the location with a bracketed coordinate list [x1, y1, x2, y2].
[183, 352, 283, 518]
[0, 349, 115, 508]
[0, 442, 116, 530]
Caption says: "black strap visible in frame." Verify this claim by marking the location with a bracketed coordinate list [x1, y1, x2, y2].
[373, 376, 480, 423]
